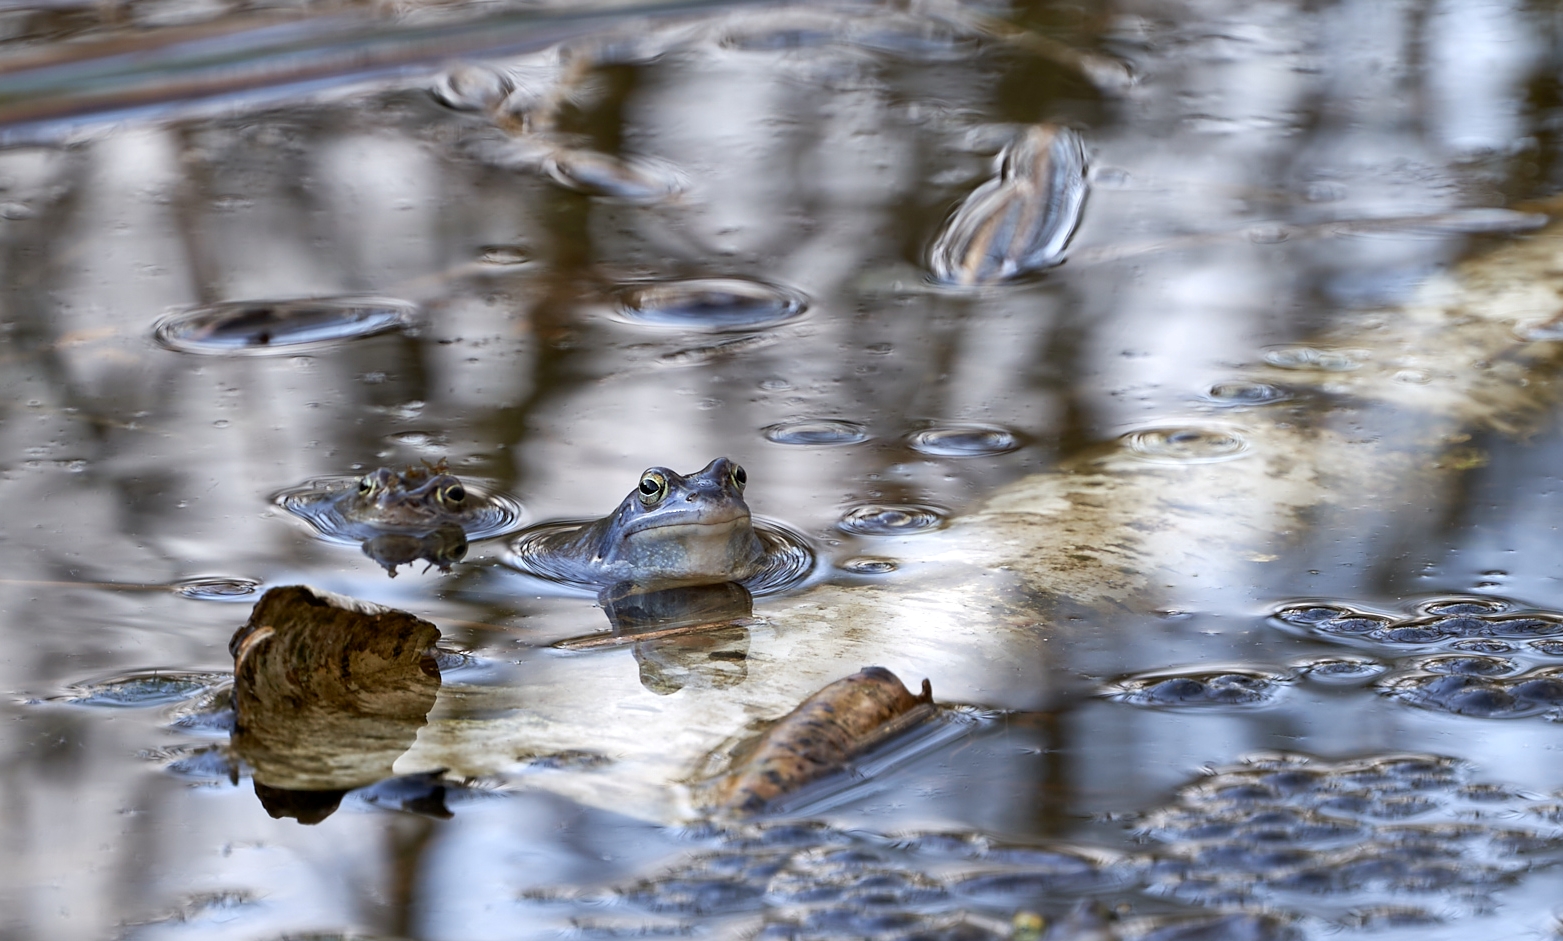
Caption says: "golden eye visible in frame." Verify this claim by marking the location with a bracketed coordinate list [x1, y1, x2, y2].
[638, 471, 667, 505]
[357, 476, 376, 495]
[438, 482, 466, 506]
[730, 464, 747, 491]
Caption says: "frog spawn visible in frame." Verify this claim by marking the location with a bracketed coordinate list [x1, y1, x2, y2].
[1269, 598, 1563, 720]
[521, 750, 1563, 939]
[1133, 753, 1563, 915]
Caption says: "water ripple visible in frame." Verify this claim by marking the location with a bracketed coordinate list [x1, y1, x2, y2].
[617, 278, 807, 332]
[505, 517, 815, 596]
[837, 504, 948, 535]
[153, 296, 418, 354]
[170, 576, 261, 601]
[763, 419, 869, 446]
[1123, 425, 1250, 463]
[907, 423, 1020, 456]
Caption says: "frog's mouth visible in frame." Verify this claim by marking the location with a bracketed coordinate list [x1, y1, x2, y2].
[619, 509, 751, 538]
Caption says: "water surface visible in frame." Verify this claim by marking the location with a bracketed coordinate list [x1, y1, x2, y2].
[4, 0, 1563, 937]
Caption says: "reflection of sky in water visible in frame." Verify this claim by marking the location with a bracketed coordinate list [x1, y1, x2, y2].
[5, 0, 1563, 936]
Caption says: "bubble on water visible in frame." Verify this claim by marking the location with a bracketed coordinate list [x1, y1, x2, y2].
[907, 423, 1020, 457]
[477, 245, 531, 266]
[839, 556, 897, 575]
[1123, 426, 1249, 463]
[1205, 381, 1291, 406]
[429, 64, 513, 112]
[763, 419, 869, 446]
[618, 278, 807, 331]
[1298, 656, 1388, 683]
[153, 296, 417, 355]
[1104, 668, 1289, 708]
[57, 670, 230, 707]
[543, 149, 686, 202]
[171, 576, 260, 601]
[1263, 346, 1366, 371]
[837, 503, 948, 535]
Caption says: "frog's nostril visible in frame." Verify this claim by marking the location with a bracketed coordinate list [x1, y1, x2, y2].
[686, 494, 697, 502]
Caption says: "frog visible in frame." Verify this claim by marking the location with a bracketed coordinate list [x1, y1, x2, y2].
[334, 459, 474, 531]
[529, 457, 766, 589]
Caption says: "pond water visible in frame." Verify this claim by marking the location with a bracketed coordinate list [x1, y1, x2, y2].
[4, 0, 1563, 938]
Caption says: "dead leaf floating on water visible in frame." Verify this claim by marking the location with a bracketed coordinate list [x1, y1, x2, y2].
[927, 124, 1087, 286]
[703, 666, 935, 816]
[228, 585, 443, 817]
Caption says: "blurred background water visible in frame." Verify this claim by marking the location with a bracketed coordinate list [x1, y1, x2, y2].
[5, 0, 1563, 937]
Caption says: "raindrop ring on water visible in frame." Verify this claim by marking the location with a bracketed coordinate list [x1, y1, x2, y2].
[617, 278, 808, 332]
[839, 556, 898, 574]
[1205, 381, 1290, 406]
[837, 503, 948, 535]
[908, 422, 1020, 457]
[1123, 426, 1250, 464]
[153, 296, 418, 355]
[171, 576, 261, 601]
[763, 419, 869, 446]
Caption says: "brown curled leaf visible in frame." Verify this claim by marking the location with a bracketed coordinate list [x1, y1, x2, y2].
[703, 666, 934, 816]
[229, 585, 442, 803]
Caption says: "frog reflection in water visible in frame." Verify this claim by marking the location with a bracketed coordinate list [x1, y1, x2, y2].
[336, 460, 472, 574]
[553, 457, 765, 588]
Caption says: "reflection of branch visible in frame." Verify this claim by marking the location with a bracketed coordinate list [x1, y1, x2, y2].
[917, 0, 1134, 94]
[0, 0, 757, 137]
[554, 615, 764, 649]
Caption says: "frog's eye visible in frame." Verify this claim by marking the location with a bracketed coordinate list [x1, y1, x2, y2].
[437, 482, 467, 507]
[638, 471, 668, 506]
[357, 476, 377, 495]
[730, 464, 747, 491]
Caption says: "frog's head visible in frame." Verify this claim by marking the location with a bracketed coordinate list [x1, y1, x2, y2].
[593, 457, 762, 585]
[341, 460, 469, 528]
